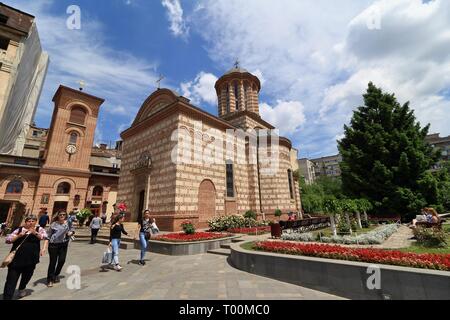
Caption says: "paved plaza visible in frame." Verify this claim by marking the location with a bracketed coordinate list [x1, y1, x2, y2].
[0, 240, 343, 300]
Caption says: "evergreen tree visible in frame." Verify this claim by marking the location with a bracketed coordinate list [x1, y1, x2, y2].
[338, 83, 440, 220]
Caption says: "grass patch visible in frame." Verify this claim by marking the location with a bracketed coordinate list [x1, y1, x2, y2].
[396, 224, 450, 255]
[241, 241, 256, 251]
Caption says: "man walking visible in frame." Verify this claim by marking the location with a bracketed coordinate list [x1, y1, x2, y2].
[38, 210, 50, 229]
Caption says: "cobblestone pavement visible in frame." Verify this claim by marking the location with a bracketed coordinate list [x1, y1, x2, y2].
[0, 240, 343, 300]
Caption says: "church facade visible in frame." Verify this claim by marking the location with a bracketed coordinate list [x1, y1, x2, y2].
[119, 67, 301, 231]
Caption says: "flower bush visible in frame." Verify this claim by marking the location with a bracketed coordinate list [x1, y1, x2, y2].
[413, 227, 447, 248]
[116, 202, 127, 213]
[181, 220, 195, 235]
[228, 226, 271, 235]
[282, 232, 316, 242]
[154, 232, 232, 243]
[281, 224, 399, 245]
[208, 215, 266, 232]
[254, 241, 450, 271]
[244, 210, 257, 220]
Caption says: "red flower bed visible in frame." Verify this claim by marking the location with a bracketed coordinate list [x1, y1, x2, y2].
[228, 226, 271, 235]
[154, 232, 232, 243]
[254, 241, 450, 271]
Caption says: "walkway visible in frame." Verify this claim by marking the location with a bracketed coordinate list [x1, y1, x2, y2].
[0, 241, 343, 300]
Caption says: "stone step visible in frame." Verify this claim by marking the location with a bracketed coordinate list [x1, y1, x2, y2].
[220, 243, 231, 249]
[73, 237, 132, 250]
[207, 248, 231, 256]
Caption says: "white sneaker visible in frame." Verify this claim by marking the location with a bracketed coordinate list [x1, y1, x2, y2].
[114, 264, 123, 271]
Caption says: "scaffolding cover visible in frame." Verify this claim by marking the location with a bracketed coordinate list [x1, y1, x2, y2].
[0, 23, 49, 155]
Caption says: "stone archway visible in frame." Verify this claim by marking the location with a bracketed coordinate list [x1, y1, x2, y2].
[198, 180, 216, 226]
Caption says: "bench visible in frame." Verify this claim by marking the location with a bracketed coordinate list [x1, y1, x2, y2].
[280, 216, 330, 234]
[369, 214, 402, 224]
[416, 219, 446, 230]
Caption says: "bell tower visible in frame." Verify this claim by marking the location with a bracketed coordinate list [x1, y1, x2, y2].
[215, 64, 261, 118]
[42, 85, 105, 171]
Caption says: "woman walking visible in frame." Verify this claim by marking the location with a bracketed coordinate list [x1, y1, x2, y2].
[110, 215, 128, 271]
[3, 215, 48, 300]
[135, 210, 152, 266]
[46, 212, 75, 287]
[89, 213, 102, 244]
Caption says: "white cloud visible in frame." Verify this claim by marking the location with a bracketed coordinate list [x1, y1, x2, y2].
[9, 0, 161, 142]
[105, 105, 129, 116]
[260, 100, 306, 136]
[180, 72, 218, 105]
[189, 0, 450, 157]
[161, 0, 189, 39]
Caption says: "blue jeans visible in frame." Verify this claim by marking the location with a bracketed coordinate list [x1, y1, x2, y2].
[139, 232, 148, 261]
[111, 239, 121, 265]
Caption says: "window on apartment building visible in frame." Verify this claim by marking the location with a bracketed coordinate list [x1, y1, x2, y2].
[288, 169, 294, 199]
[14, 159, 29, 165]
[32, 130, 39, 137]
[226, 161, 235, 198]
[0, 13, 8, 24]
[6, 180, 24, 194]
[69, 107, 87, 125]
[0, 36, 9, 50]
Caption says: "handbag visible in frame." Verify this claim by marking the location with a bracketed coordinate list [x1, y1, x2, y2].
[102, 247, 113, 264]
[144, 231, 151, 241]
[1, 232, 30, 268]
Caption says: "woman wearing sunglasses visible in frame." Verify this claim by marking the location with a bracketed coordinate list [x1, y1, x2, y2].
[44, 211, 75, 288]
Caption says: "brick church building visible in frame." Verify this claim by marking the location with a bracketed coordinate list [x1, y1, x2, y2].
[119, 67, 302, 231]
[0, 86, 120, 227]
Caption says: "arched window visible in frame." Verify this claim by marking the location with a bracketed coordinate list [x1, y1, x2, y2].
[93, 186, 103, 197]
[244, 83, 249, 110]
[57, 182, 71, 194]
[234, 82, 239, 111]
[6, 180, 23, 194]
[69, 132, 78, 144]
[226, 160, 235, 198]
[69, 107, 87, 125]
[226, 85, 230, 113]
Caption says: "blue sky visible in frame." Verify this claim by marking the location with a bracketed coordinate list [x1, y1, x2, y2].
[6, 0, 450, 158]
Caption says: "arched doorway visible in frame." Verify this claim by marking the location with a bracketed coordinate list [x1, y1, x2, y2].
[198, 180, 216, 226]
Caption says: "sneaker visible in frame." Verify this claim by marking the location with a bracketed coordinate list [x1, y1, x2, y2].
[114, 264, 123, 271]
[47, 281, 54, 288]
[138, 260, 146, 266]
[54, 276, 60, 283]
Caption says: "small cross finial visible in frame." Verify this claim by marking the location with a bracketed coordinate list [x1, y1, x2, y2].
[156, 74, 164, 90]
[78, 80, 86, 91]
[234, 58, 240, 69]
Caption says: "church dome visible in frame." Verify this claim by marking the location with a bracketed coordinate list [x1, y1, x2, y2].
[224, 66, 249, 75]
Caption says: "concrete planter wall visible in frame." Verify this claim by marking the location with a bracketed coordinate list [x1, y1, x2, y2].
[136, 235, 240, 256]
[230, 243, 450, 300]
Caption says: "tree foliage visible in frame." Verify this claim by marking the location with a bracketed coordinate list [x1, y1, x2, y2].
[338, 83, 444, 220]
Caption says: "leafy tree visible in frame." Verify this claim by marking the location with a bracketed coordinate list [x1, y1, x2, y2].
[323, 197, 341, 236]
[338, 83, 440, 221]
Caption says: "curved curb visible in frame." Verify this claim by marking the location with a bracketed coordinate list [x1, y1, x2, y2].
[230, 241, 450, 300]
[136, 235, 241, 256]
